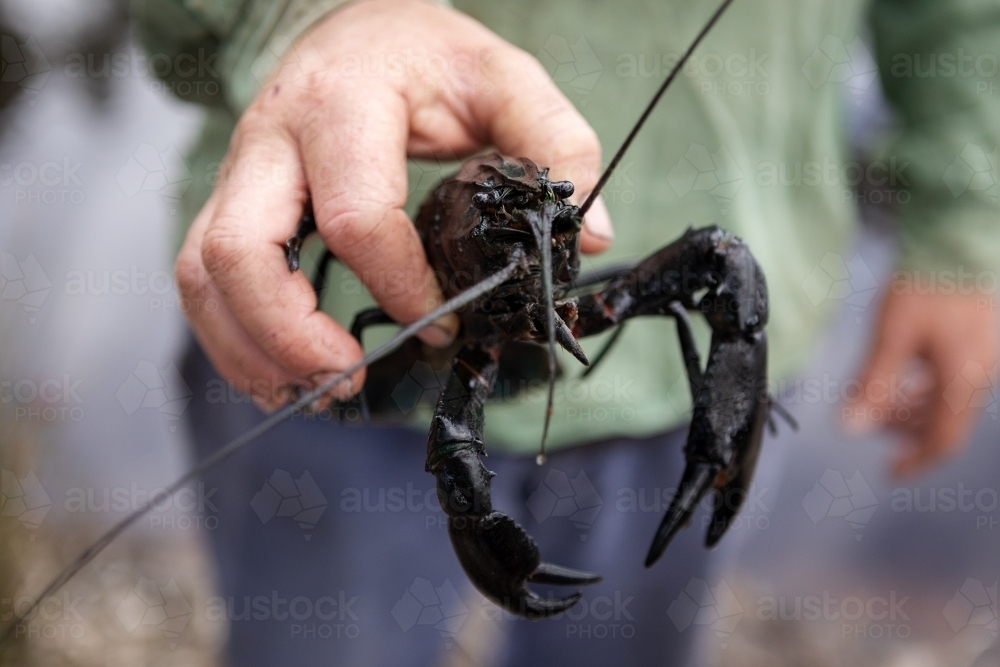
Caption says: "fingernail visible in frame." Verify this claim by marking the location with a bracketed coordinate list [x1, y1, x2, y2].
[418, 315, 458, 349]
[582, 196, 614, 241]
[251, 394, 280, 414]
[310, 371, 355, 403]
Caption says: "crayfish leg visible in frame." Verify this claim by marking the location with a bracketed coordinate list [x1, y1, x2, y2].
[427, 344, 600, 618]
[284, 203, 317, 272]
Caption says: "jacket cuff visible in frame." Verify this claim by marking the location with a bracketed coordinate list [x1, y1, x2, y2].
[221, 0, 355, 114]
[897, 203, 1000, 282]
[221, 0, 453, 114]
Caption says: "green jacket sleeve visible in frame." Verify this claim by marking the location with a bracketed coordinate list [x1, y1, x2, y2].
[871, 0, 1000, 275]
[130, 0, 355, 114]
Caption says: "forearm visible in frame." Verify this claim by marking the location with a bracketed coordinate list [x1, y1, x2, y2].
[871, 0, 1000, 276]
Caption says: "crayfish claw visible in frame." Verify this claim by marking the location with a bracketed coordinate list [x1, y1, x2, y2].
[529, 562, 602, 586]
[706, 487, 743, 548]
[519, 591, 584, 618]
[646, 462, 718, 568]
[448, 511, 600, 619]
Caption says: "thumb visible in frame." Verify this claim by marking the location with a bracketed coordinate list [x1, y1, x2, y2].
[467, 46, 613, 252]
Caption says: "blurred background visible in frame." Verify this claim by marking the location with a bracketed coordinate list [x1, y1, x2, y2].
[0, 1, 997, 666]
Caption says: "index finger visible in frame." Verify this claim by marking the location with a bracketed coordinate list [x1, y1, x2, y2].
[200, 113, 365, 393]
[298, 82, 457, 347]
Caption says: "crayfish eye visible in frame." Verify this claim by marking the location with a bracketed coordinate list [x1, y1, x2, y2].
[551, 181, 574, 199]
[472, 191, 498, 210]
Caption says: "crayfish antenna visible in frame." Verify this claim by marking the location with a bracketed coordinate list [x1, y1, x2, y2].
[529, 205, 559, 465]
[578, 0, 736, 217]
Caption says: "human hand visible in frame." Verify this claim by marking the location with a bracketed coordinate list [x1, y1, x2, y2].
[175, 0, 612, 410]
[846, 289, 998, 477]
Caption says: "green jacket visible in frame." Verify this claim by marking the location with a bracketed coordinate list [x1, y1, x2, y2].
[135, 0, 1000, 454]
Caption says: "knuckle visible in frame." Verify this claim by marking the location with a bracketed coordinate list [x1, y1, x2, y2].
[501, 45, 548, 81]
[317, 198, 397, 257]
[174, 249, 206, 299]
[267, 330, 309, 368]
[201, 221, 254, 277]
[233, 107, 278, 143]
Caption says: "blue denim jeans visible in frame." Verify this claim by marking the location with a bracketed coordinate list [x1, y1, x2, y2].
[182, 341, 726, 667]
